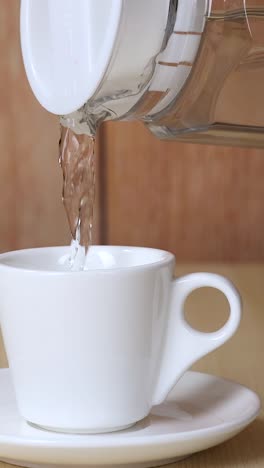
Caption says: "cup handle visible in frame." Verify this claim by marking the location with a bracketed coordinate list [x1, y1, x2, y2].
[152, 272, 242, 405]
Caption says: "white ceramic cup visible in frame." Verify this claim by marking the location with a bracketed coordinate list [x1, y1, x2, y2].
[0, 246, 241, 434]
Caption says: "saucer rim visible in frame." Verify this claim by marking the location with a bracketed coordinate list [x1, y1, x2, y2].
[0, 369, 260, 466]
[0, 369, 260, 450]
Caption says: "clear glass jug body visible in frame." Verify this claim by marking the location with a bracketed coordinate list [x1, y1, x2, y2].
[61, 0, 264, 148]
[143, 0, 264, 147]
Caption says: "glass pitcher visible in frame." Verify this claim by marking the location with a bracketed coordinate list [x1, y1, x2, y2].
[21, 0, 264, 147]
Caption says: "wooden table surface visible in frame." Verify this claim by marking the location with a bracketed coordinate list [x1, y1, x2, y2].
[0, 264, 262, 468]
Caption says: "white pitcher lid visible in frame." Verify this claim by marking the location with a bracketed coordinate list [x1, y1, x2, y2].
[20, 0, 123, 115]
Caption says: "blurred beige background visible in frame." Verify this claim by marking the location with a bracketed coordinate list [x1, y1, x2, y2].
[1, 1, 264, 261]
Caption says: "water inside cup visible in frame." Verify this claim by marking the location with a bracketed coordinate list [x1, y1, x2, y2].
[0, 246, 172, 273]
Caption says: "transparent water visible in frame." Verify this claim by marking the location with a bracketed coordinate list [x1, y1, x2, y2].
[59, 126, 96, 270]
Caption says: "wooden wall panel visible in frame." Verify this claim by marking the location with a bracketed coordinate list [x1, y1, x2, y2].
[101, 121, 264, 261]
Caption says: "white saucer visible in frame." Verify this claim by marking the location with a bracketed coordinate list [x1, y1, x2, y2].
[0, 369, 260, 468]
